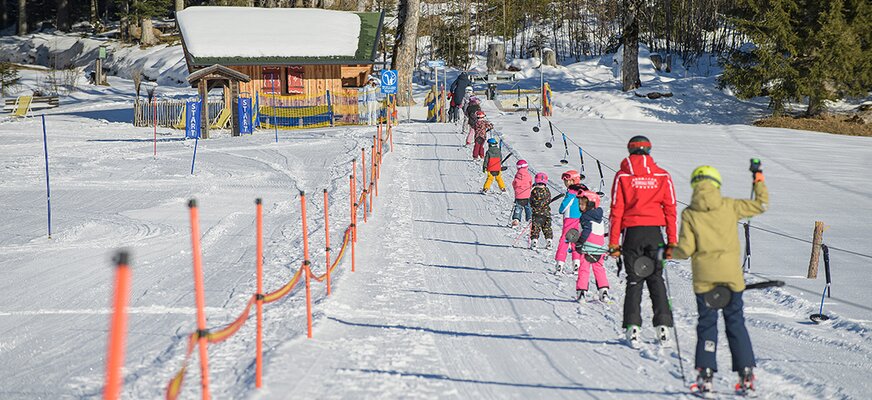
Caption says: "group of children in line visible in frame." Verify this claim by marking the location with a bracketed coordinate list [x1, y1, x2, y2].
[468, 126, 769, 397]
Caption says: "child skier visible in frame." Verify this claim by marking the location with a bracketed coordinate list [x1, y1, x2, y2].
[472, 111, 493, 160]
[481, 138, 506, 193]
[529, 172, 553, 249]
[511, 159, 533, 227]
[465, 97, 481, 146]
[554, 170, 584, 273]
[671, 164, 768, 397]
[574, 190, 611, 302]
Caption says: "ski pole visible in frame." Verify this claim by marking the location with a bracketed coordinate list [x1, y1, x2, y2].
[662, 259, 687, 384]
[512, 221, 533, 247]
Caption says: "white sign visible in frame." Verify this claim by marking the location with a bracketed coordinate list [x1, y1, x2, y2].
[427, 60, 445, 68]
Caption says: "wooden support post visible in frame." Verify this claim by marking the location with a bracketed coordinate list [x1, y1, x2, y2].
[807, 221, 825, 279]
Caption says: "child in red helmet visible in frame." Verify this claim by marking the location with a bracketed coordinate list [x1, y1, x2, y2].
[472, 110, 492, 160]
[574, 190, 611, 302]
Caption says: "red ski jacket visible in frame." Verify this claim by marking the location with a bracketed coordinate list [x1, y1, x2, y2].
[608, 154, 678, 246]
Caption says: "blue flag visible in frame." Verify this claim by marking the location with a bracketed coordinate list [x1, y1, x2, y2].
[185, 100, 202, 139]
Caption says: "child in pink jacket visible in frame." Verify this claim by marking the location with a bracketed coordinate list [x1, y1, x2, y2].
[574, 190, 611, 303]
[511, 160, 533, 227]
[555, 170, 585, 274]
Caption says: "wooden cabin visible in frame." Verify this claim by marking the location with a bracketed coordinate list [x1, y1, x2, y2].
[177, 7, 384, 98]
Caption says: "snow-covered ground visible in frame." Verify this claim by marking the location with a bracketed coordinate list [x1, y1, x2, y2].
[1, 34, 871, 398]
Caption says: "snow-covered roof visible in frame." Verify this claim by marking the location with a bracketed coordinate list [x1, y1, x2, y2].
[177, 7, 382, 67]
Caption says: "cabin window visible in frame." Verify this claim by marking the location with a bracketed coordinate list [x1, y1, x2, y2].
[286, 66, 305, 94]
[262, 67, 281, 94]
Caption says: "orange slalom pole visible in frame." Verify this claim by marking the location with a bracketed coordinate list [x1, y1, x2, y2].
[361, 147, 367, 217]
[372, 145, 377, 198]
[299, 191, 312, 339]
[104, 250, 132, 400]
[188, 200, 212, 400]
[323, 189, 331, 296]
[254, 198, 264, 389]
[352, 159, 357, 242]
[368, 182, 374, 214]
[349, 175, 356, 272]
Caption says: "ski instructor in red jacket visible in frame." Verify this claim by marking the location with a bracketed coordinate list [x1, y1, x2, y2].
[609, 135, 677, 348]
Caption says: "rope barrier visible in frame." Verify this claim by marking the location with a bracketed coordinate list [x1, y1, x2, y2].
[161, 119, 394, 399]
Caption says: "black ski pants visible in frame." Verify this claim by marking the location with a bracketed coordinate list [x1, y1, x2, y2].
[621, 226, 674, 329]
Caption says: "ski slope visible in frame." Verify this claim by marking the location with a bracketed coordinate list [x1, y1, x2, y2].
[253, 117, 872, 399]
[1, 65, 871, 398]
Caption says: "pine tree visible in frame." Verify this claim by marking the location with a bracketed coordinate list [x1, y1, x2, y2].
[721, 0, 801, 116]
[801, 0, 859, 115]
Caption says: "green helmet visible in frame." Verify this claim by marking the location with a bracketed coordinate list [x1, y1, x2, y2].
[690, 165, 722, 189]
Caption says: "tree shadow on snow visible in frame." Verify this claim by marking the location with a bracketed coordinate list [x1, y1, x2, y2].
[327, 317, 620, 345]
[88, 137, 186, 143]
[407, 289, 572, 303]
[58, 107, 133, 123]
[413, 219, 505, 229]
[410, 190, 483, 196]
[424, 237, 514, 249]
[394, 142, 465, 148]
[344, 368, 685, 396]
[414, 263, 535, 275]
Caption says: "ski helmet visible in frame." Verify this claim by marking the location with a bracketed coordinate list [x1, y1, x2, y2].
[578, 190, 601, 208]
[487, 138, 498, 145]
[476, 110, 486, 118]
[627, 135, 652, 155]
[469, 96, 480, 105]
[516, 159, 528, 168]
[561, 169, 582, 185]
[690, 165, 722, 189]
[535, 172, 548, 184]
[465, 86, 473, 93]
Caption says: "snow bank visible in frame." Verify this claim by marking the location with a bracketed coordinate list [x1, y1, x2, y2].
[177, 7, 361, 59]
[0, 33, 189, 85]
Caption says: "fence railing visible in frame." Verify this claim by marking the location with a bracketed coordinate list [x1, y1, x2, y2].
[133, 99, 225, 128]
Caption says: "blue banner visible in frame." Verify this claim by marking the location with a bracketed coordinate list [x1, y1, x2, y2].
[185, 100, 201, 139]
[238, 97, 253, 134]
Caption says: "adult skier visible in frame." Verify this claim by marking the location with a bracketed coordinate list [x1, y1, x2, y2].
[671, 164, 768, 397]
[529, 173, 554, 249]
[450, 72, 473, 122]
[608, 135, 676, 347]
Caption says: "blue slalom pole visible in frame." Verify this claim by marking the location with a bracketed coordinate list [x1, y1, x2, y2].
[272, 79, 278, 143]
[41, 115, 52, 239]
[190, 137, 199, 175]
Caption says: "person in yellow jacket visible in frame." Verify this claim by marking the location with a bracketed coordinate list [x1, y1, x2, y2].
[670, 163, 768, 396]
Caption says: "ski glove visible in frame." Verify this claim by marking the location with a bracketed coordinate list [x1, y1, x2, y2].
[664, 243, 678, 260]
[608, 244, 622, 258]
[753, 172, 765, 183]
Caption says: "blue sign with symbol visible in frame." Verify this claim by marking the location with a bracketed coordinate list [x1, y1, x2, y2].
[238, 97, 252, 134]
[380, 70, 398, 95]
[185, 100, 201, 139]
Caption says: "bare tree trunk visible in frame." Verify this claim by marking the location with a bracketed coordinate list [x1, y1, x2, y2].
[391, 0, 420, 106]
[56, 0, 70, 31]
[175, 0, 184, 12]
[621, 0, 641, 92]
[17, 0, 26, 35]
[140, 17, 157, 46]
[1, 0, 7, 30]
[664, 0, 672, 72]
[90, 0, 99, 29]
[356, 0, 367, 11]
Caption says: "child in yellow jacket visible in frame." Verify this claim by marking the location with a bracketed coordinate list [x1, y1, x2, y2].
[670, 163, 768, 397]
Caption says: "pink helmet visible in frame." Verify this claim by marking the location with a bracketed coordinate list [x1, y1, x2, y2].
[579, 190, 601, 208]
[561, 170, 581, 185]
[535, 172, 548, 184]
[516, 159, 528, 168]
[469, 96, 480, 104]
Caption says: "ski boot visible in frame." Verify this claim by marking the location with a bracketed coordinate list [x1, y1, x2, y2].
[656, 325, 672, 347]
[690, 368, 715, 398]
[480, 188, 488, 194]
[531, 238, 538, 249]
[500, 188, 507, 193]
[576, 289, 586, 302]
[598, 287, 611, 303]
[512, 219, 520, 228]
[735, 367, 756, 396]
[554, 261, 565, 275]
[625, 325, 641, 349]
[545, 238, 553, 249]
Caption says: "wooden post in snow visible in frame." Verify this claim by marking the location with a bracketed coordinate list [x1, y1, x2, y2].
[807, 221, 825, 279]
